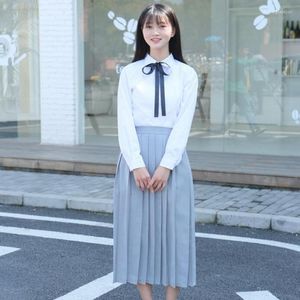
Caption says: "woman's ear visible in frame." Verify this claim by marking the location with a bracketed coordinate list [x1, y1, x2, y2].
[171, 28, 176, 37]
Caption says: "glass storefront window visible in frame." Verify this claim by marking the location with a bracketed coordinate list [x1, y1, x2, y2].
[224, 0, 300, 156]
[0, 1, 40, 141]
[84, 0, 300, 159]
[83, 0, 213, 145]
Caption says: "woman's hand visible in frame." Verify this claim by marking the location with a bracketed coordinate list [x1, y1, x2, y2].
[133, 167, 151, 191]
[147, 166, 170, 192]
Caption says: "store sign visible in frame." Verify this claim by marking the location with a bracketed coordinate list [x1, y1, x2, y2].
[253, 0, 281, 30]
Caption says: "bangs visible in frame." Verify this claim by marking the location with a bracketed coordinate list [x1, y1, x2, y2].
[133, 3, 185, 64]
[142, 9, 171, 27]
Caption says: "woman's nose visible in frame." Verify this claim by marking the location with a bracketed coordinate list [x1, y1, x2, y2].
[152, 27, 160, 34]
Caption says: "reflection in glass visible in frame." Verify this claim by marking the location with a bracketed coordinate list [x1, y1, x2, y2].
[83, 0, 300, 158]
[0, 1, 39, 140]
[83, 0, 213, 145]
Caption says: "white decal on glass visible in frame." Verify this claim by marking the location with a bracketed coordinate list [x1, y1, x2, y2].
[0, 32, 27, 98]
[253, 0, 281, 30]
[253, 15, 269, 30]
[259, 0, 281, 15]
[0, 33, 27, 66]
[292, 110, 300, 124]
[107, 11, 137, 46]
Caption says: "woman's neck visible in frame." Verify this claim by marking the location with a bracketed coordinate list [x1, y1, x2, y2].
[149, 49, 170, 62]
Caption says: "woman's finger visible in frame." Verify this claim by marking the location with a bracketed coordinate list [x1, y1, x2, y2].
[134, 178, 139, 188]
[156, 182, 164, 192]
[158, 182, 165, 192]
[160, 182, 167, 192]
[147, 177, 154, 190]
[154, 180, 163, 192]
[152, 178, 159, 190]
[143, 176, 151, 189]
[139, 179, 146, 191]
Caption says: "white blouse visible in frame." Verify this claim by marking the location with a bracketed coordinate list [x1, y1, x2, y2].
[117, 53, 198, 171]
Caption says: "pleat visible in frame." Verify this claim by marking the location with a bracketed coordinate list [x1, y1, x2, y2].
[167, 164, 176, 286]
[138, 133, 149, 283]
[113, 154, 130, 282]
[154, 136, 163, 283]
[147, 133, 155, 282]
[188, 170, 196, 286]
[177, 153, 192, 285]
[113, 126, 196, 287]
[127, 149, 143, 281]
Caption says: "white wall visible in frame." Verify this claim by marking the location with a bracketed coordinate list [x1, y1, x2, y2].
[39, 0, 84, 145]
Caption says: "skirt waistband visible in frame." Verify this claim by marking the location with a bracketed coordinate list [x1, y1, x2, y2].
[135, 126, 172, 134]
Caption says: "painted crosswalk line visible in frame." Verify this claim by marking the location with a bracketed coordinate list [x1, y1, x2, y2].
[195, 232, 300, 253]
[0, 212, 299, 253]
[0, 212, 113, 228]
[237, 290, 280, 300]
[0, 245, 20, 257]
[0, 225, 113, 245]
[0, 222, 299, 253]
[1, 212, 298, 300]
[54, 272, 122, 300]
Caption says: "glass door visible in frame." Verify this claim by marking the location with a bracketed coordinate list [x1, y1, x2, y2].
[0, 1, 39, 140]
[221, 0, 300, 156]
[83, 0, 300, 160]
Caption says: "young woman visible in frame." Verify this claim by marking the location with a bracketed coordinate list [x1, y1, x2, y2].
[113, 3, 198, 300]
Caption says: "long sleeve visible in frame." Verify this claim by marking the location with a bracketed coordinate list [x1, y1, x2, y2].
[117, 68, 146, 171]
[159, 68, 198, 170]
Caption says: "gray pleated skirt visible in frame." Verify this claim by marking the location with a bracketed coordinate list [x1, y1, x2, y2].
[113, 126, 196, 288]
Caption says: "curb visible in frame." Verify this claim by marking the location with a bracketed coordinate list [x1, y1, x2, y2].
[0, 191, 23, 206]
[195, 208, 300, 234]
[271, 215, 300, 234]
[1, 156, 300, 189]
[0, 191, 299, 234]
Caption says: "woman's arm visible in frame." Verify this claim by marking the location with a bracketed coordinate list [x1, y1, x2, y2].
[118, 68, 151, 190]
[148, 67, 198, 192]
[117, 68, 146, 171]
[159, 67, 198, 170]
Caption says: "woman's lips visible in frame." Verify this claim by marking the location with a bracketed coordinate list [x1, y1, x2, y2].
[151, 38, 161, 43]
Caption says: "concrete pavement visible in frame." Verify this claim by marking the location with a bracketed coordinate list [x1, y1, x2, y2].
[0, 169, 299, 234]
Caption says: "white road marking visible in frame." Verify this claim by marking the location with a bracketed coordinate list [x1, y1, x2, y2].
[0, 211, 299, 253]
[237, 290, 279, 300]
[0, 226, 113, 246]
[0, 212, 113, 228]
[195, 232, 300, 253]
[0, 246, 19, 257]
[54, 272, 122, 300]
[0, 214, 298, 300]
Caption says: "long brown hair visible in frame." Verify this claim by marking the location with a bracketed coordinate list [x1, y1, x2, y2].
[132, 3, 186, 63]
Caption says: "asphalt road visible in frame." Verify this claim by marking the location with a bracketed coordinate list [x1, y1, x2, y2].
[0, 204, 299, 300]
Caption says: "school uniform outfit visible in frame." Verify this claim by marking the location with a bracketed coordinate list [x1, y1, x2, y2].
[113, 53, 198, 288]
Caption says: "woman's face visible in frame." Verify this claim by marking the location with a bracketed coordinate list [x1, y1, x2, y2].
[142, 16, 175, 53]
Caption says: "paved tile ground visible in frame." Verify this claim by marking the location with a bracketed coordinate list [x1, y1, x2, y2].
[0, 169, 299, 218]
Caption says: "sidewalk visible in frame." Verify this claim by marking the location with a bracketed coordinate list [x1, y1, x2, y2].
[1, 139, 300, 189]
[0, 169, 299, 234]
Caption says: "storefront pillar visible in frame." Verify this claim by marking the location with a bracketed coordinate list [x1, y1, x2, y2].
[39, 0, 84, 145]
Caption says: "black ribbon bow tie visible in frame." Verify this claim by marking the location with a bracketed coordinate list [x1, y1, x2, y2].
[142, 62, 169, 117]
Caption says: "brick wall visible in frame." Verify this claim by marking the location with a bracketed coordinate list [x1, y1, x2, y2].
[39, 0, 84, 145]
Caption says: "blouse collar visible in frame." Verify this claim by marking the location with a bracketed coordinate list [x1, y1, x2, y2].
[144, 53, 175, 67]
